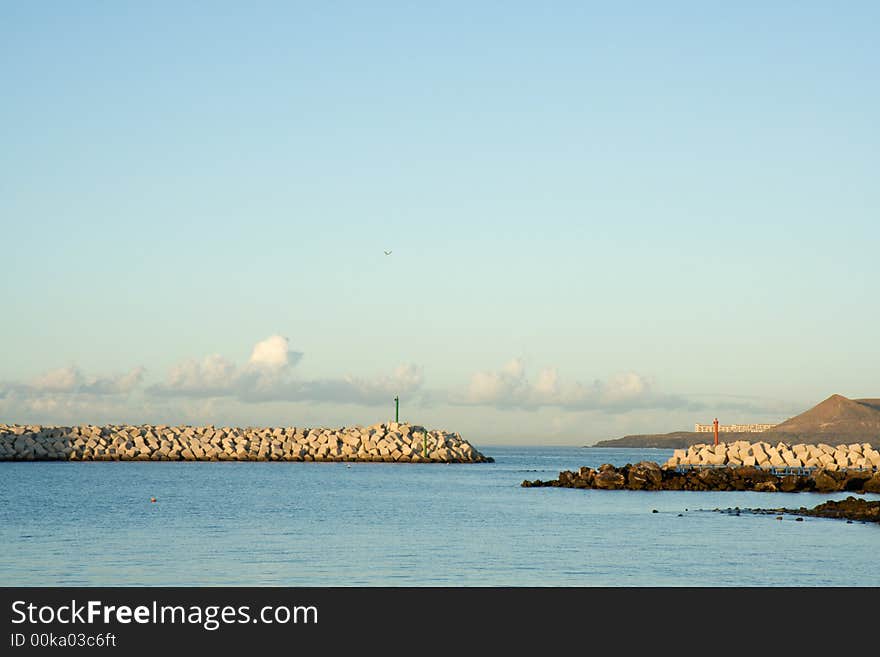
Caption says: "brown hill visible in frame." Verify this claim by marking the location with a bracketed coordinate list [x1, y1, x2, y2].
[773, 394, 880, 439]
[594, 394, 880, 448]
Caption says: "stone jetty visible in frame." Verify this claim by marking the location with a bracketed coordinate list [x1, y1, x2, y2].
[522, 461, 880, 493]
[0, 422, 492, 463]
[663, 440, 880, 471]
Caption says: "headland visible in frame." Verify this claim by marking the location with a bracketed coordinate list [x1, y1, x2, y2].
[595, 394, 880, 448]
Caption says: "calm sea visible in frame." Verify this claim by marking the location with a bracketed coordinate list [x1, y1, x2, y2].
[1, 447, 877, 587]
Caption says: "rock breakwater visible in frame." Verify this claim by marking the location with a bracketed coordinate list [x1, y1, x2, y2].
[0, 422, 493, 463]
[522, 461, 880, 493]
[664, 440, 880, 471]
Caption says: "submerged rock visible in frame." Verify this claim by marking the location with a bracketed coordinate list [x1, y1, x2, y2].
[722, 496, 880, 524]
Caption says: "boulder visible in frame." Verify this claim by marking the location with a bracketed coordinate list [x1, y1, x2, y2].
[779, 475, 802, 493]
[863, 473, 880, 494]
[626, 461, 663, 490]
[431, 448, 450, 462]
[727, 446, 745, 462]
[593, 469, 626, 490]
[696, 468, 732, 491]
[812, 469, 844, 493]
[842, 472, 871, 492]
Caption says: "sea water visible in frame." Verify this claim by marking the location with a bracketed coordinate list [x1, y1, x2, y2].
[1, 447, 877, 586]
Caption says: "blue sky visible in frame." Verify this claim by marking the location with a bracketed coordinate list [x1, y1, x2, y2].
[2, 2, 878, 444]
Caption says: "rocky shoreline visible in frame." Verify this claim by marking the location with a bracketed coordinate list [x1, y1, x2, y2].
[522, 461, 880, 494]
[716, 497, 880, 524]
[0, 422, 493, 463]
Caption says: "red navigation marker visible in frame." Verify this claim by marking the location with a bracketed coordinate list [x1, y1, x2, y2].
[713, 418, 719, 446]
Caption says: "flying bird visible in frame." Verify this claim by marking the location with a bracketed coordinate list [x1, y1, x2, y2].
[384, 250, 392, 256]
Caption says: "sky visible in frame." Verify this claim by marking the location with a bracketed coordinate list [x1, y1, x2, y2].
[1, 2, 878, 445]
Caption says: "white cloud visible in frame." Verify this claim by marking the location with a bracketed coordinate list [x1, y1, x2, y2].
[148, 335, 420, 406]
[465, 358, 528, 405]
[454, 360, 685, 412]
[247, 335, 295, 370]
[533, 367, 560, 398]
[334, 363, 424, 404]
[600, 371, 647, 399]
[82, 366, 146, 394]
[30, 366, 81, 392]
[160, 355, 238, 397]
[0, 339, 803, 436]
[23, 365, 145, 396]
[237, 363, 424, 405]
[149, 335, 303, 398]
[0, 364, 147, 426]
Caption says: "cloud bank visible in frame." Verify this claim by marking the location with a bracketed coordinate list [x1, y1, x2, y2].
[0, 339, 798, 439]
[8, 365, 146, 397]
[146, 335, 422, 405]
[453, 358, 688, 412]
[148, 335, 304, 399]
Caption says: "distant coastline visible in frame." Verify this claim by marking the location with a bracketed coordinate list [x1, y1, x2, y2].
[593, 430, 812, 449]
[593, 394, 880, 449]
